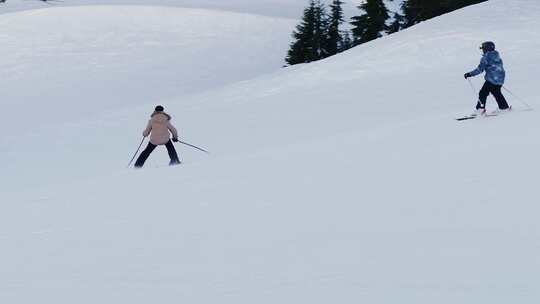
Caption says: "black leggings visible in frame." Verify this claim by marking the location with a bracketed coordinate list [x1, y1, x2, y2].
[477, 81, 509, 110]
[134, 140, 180, 168]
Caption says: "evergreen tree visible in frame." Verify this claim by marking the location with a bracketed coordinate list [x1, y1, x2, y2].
[387, 12, 405, 34]
[401, 0, 443, 27]
[350, 0, 389, 45]
[286, 1, 318, 65]
[401, 0, 487, 28]
[313, 0, 330, 59]
[285, 0, 328, 65]
[443, 0, 487, 11]
[326, 0, 345, 56]
[340, 31, 353, 52]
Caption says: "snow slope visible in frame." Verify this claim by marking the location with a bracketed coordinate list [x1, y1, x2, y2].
[0, 0, 404, 19]
[0, 5, 295, 144]
[0, 0, 307, 18]
[2, 0, 540, 303]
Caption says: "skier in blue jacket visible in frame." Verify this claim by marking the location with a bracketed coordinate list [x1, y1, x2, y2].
[464, 41, 510, 114]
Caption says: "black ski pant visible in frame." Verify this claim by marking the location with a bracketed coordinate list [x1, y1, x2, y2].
[476, 81, 509, 110]
[134, 140, 180, 168]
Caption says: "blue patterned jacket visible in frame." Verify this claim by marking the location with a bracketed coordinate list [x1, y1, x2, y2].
[469, 50, 505, 85]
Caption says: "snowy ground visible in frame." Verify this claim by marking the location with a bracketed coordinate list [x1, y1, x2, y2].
[0, 0, 405, 19]
[2, 0, 540, 303]
[0, 4, 296, 190]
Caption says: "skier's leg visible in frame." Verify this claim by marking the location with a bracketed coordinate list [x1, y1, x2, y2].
[490, 84, 510, 110]
[165, 140, 181, 165]
[477, 81, 490, 109]
[134, 142, 157, 168]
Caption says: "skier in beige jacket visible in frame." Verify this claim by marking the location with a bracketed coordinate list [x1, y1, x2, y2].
[134, 105, 181, 168]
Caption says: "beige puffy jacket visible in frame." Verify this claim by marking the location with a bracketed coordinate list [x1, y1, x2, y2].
[143, 111, 179, 145]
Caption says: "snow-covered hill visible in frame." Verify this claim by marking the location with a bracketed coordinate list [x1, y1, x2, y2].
[0, 0, 303, 18]
[0, 0, 404, 19]
[0, 5, 295, 151]
[2, 0, 539, 303]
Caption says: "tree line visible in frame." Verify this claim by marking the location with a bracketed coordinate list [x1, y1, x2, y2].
[286, 0, 487, 65]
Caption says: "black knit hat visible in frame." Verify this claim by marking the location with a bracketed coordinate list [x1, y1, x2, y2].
[155, 105, 164, 112]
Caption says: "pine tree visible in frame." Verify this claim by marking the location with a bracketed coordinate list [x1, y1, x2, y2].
[286, 1, 317, 65]
[387, 12, 405, 34]
[326, 0, 345, 56]
[340, 31, 353, 52]
[313, 0, 330, 59]
[401, 0, 487, 28]
[350, 0, 389, 45]
[285, 0, 328, 65]
[401, 0, 442, 27]
[443, 0, 487, 11]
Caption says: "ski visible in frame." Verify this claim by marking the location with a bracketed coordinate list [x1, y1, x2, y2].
[456, 113, 499, 121]
[455, 115, 478, 121]
[456, 107, 531, 121]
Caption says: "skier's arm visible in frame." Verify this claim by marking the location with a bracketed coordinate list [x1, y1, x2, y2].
[168, 122, 179, 139]
[468, 55, 488, 77]
[143, 120, 152, 137]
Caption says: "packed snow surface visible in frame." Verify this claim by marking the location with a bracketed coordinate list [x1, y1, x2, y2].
[1, 0, 540, 303]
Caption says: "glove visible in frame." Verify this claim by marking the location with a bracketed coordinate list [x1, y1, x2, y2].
[464, 72, 471, 79]
[172, 137, 179, 142]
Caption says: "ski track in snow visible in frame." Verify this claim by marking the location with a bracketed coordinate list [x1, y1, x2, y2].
[2, 0, 540, 303]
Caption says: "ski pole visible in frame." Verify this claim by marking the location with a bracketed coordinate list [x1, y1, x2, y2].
[466, 79, 481, 108]
[127, 136, 145, 168]
[178, 140, 209, 154]
[502, 85, 533, 111]
[467, 78, 477, 95]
